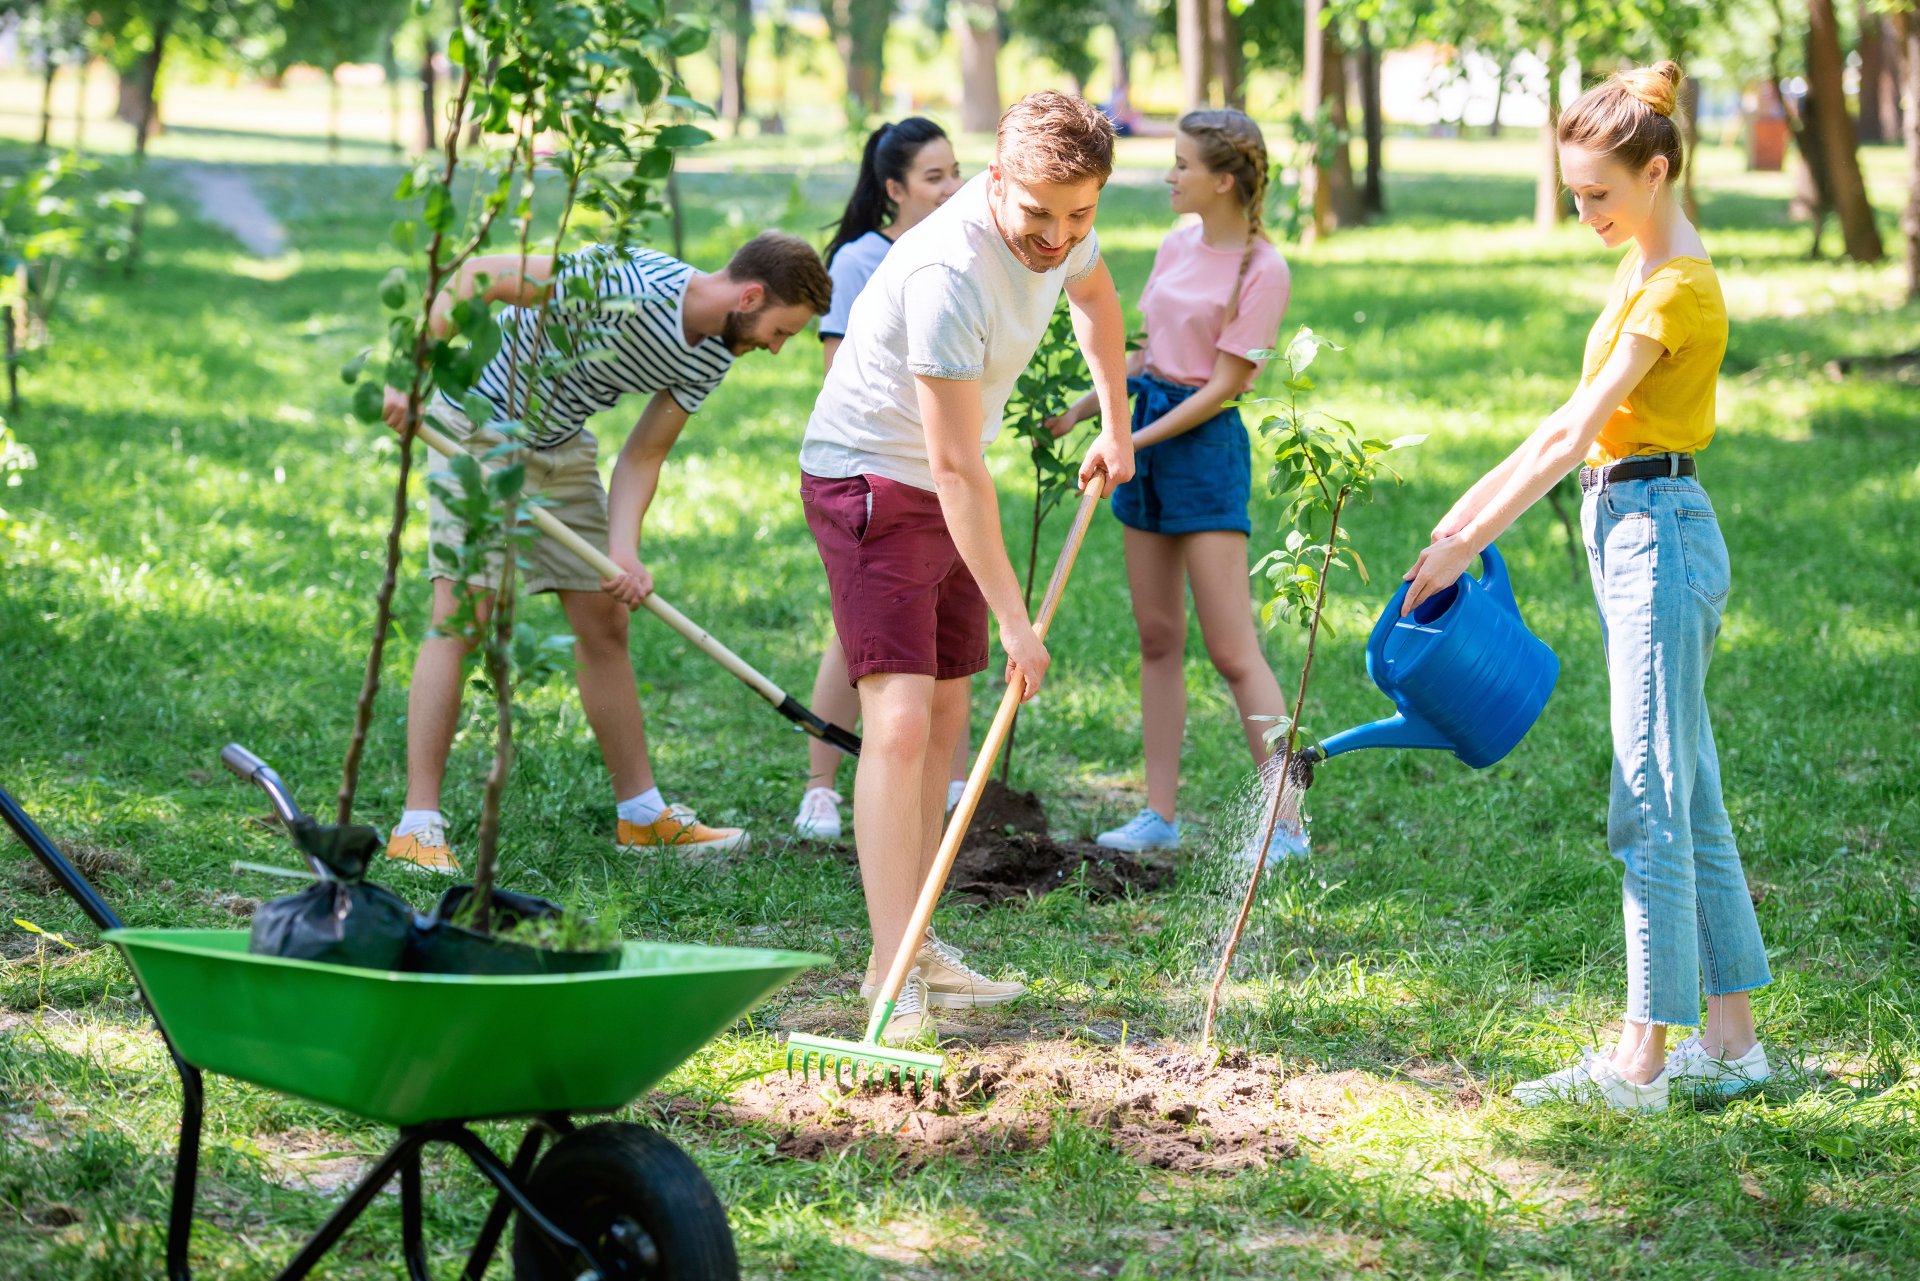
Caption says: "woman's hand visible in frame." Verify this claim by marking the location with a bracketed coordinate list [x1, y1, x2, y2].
[601, 548, 653, 609]
[1043, 411, 1077, 439]
[1401, 534, 1478, 616]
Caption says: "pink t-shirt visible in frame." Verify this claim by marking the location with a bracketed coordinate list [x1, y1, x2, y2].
[1138, 222, 1290, 392]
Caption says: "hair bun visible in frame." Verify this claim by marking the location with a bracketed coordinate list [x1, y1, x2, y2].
[1618, 60, 1683, 118]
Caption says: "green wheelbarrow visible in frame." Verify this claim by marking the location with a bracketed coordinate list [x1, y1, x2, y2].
[0, 752, 823, 1280]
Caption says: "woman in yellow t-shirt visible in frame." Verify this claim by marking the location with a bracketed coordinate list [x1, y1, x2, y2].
[1401, 61, 1771, 1114]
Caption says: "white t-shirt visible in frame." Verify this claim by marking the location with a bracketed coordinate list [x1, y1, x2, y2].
[800, 173, 1102, 492]
[818, 230, 893, 339]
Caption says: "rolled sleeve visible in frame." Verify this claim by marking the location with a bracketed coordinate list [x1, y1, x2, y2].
[902, 264, 986, 380]
[1622, 276, 1697, 356]
[1065, 230, 1102, 285]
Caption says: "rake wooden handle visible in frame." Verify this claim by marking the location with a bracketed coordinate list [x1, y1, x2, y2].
[411, 419, 860, 754]
[870, 473, 1107, 1020]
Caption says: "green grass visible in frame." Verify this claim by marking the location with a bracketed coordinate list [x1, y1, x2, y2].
[1, 110, 1917, 1278]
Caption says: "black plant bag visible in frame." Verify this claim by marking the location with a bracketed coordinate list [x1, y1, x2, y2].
[248, 819, 416, 970]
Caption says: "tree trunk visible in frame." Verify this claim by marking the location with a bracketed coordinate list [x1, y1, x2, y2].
[1178, 0, 1213, 110]
[1301, 0, 1329, 242]
[1857, 6, 1887, 145]
[830, 0, 888, 117]
[1680, 72, 1701, 222]
[133, 21, 170, 160]
[1112, 25, 1132, 101]
[1901, 9, 1920, 299]
[1489, 57, 1508, 137]
[1807, 0, 1884, 261]
[387, 37, 403, 155]
[1325, 35, 1362, 226]
[74, 55, 88, 152]
[328, 73, 341, 158]
[1535, 40, 1566, 229]
[421, 33, 438, 153]
[953, 0, 1002, 133]
[1208, 0, 1242, 109]
[1359, 21, 1384, 215]
[38, 54, 57, 151]
[718, 0, 751, 136]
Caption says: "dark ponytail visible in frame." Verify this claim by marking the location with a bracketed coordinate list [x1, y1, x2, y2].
[824, 116, 950, 266]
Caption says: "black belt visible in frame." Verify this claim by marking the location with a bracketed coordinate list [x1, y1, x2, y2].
[1578, 452, 1695, 495]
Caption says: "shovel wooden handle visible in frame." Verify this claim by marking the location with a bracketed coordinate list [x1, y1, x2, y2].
[410, 420, 861, 755]
[870, 473, 1107, 1016]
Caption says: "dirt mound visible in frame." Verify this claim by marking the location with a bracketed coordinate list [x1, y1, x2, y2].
[673, 1041, 1396, 1173]
[951, 780, 1170, 902]
[9, 840, 133, 895]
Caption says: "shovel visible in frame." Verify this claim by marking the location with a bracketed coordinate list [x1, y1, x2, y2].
[785, 469, 1107, 1091]
[412, 419, 860, 756]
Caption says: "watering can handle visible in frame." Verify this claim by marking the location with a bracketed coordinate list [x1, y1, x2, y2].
[1478, 542, 1519, 614]
[1366, 578, 1412, 683]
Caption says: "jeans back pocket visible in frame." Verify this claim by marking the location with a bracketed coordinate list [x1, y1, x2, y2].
[1674, 508, 1730, 610]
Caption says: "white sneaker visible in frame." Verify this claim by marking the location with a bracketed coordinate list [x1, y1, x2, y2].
[946, 778, 966, 813]
[792, 787, 842, 840]
[1513, 1050, 1669, 1113]
[878, 968, 935, 1046]
[1233, 820, 1310, 868]
[862, 929, 1025, 1008]
[1096, 808, 1182, 852]
[1666, 1037, 1771, 1098]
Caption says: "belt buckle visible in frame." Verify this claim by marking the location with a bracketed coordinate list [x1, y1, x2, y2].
[1578, 465, 1603, 495]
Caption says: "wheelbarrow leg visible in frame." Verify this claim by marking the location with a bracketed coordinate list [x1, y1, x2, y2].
[443, 1125, 607, 1280]
[273, 1128, 434, 1281]
[463, 1115, 570, 1280]
[167, 1061, 204, 1281]
[400, 1150, 430, 1281]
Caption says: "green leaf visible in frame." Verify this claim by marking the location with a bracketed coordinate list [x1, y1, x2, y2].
[378, 266, 410, 311]
[339, 347, 372, 385]
[1385, 433, 1428, 450]
[461, 392, 496, 429]
[424, 181, 455, 236]
[351, 380, 385, 423]
[654, 124, 713, 149]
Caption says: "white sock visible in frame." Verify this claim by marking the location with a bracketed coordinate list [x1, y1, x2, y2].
[617, 788, 666, 825]
[395, 809, 444, 837]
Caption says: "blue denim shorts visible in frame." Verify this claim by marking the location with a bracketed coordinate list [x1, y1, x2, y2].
[1111, 373, 1252, 537]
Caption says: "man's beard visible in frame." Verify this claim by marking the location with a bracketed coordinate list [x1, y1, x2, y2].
[993, 206, 1080, 275]
[721, 305, 762, 354]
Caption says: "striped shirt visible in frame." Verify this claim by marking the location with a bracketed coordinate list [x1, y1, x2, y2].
[444, 246, 735, 450]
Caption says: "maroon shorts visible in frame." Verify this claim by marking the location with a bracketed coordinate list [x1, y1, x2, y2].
[801, 471, 990, 686]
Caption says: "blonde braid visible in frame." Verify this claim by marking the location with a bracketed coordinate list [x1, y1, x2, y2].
[1178, 110, 1271, 327]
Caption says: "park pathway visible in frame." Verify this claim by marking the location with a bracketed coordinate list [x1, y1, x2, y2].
[175, 164, 287, 258]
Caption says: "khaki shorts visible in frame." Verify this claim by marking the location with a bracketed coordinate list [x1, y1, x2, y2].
[424, 402, 611, 595]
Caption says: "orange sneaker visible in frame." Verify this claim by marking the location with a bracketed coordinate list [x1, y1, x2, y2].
[615, 804, 749, 853]
[385, 823, 460, 875]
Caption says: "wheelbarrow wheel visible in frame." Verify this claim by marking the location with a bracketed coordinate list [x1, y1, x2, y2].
[511, 1122, 737, 1281]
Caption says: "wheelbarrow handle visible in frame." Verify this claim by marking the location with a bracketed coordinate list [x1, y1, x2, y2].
[221, 744, 308, 830]
[0, 784, 123, 932]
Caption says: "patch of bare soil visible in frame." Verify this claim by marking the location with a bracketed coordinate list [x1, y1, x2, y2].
[9, 840, 133, 895]
[951, 780, 1171, 903]
[672, 1040, 1416, 1173]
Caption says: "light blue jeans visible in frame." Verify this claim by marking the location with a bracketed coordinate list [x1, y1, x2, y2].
[1582, 471, 1772, 1027]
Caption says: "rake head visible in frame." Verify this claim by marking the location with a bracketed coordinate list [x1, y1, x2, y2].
[784, 1031, 944, 1093]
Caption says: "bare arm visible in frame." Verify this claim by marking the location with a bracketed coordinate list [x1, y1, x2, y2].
[1050, 348, 1144, 435]
[382, 253, 557, 429]
[918, 374, 1050, 700]
[1062, 260, 1135, 494]
[1128, 350, 1257, 449]
[428, 253, 556, 338]
[601, 391, 691, 607]
[1402, 333, 1666, 614]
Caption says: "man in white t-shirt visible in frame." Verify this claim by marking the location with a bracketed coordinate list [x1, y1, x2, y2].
[799, 92, 1135, 1043]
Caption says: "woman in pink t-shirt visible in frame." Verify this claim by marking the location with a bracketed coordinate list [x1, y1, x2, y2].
[1048, 110, 1296, 866]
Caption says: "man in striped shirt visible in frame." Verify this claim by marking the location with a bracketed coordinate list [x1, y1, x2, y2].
[380, 233, 831, 872]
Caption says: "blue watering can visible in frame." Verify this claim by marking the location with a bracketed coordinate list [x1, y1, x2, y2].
[1302, 542, 1558, 772]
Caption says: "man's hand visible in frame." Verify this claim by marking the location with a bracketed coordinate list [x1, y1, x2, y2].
[1078, 430, 1134, 496]
[381, 386, 414, 433]
[601, 547, 654, 609]
[1001, 620, 1052, 702]
[1401, 534, 1478, 616]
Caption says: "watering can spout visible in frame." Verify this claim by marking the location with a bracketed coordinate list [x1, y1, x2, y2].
[1317, 712, 1455, 760]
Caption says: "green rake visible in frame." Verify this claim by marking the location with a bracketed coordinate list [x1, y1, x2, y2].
[786, 470, 1108, 1091]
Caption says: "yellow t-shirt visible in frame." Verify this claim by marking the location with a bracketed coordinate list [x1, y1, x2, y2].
[1579, 249, 1728, 465]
